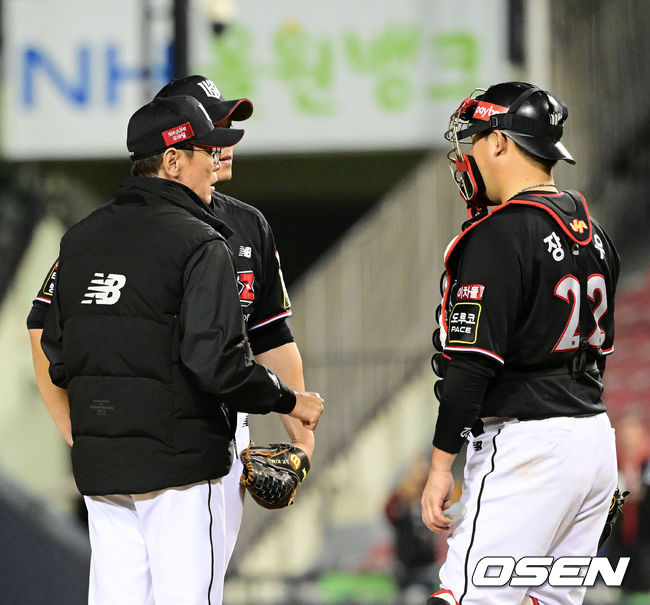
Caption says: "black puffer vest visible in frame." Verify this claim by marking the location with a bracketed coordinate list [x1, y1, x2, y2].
[57, 177, 237, 495]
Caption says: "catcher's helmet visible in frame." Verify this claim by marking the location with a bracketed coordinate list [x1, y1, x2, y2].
[445, 82, 574, 213]
[454, 81, 575, 164]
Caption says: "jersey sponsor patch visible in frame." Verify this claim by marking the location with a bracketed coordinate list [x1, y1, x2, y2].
[456, 283, 485, 301]
[237, 270, 255, 307]
[448, 302, 481, 345]
[36, 260, 58, 303]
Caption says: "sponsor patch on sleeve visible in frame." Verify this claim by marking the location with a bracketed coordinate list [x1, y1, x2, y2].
[36, 261, 58, 303]
[456, 283, 485, 301]
[448, 302, 481, 345]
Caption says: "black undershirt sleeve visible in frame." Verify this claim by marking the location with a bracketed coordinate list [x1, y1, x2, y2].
[249, 319, 294, 356]
[27, 301, 49, 329]
[433, 353, 499, 454]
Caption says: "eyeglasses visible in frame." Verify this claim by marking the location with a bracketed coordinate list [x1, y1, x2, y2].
[178, 145, 221, 162]
[192, 146, 221, 161]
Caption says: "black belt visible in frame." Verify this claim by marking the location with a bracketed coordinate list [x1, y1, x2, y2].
[470, 411, 603, 437]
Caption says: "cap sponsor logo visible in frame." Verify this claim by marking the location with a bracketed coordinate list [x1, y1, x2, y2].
[472, 101, 507, 121]
[457, 284, 485, 301]
[162, 122, 194, 145]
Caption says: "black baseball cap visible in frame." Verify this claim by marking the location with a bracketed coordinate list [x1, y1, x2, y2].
[127, 95, 244, 160]
[155, 75, 254, 124]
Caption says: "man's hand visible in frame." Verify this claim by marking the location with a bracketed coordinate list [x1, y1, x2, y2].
[421, 448, 457, 533]
[289, 392, 324, 430]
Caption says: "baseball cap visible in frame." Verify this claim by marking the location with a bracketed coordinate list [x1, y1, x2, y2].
[127, 95, 244, 160]
[155, 75, 253, 124]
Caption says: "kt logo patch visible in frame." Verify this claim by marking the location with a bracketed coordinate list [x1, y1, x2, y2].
[81, 273, 126, 305]
[237, 271, 255, 307]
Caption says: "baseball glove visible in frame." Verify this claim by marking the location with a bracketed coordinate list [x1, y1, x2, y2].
[598, 487, 630, 549]
[240, 443, 310, 509]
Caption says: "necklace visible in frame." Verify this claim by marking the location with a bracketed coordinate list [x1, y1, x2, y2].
[518, 182, 557, 193]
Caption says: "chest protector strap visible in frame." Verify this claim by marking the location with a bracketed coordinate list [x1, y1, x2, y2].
[509, 190, 599, 377]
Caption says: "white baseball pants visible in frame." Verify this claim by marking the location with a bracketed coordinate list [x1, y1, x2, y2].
[439, 413, 617, 605]
[86, 479, 227, 605]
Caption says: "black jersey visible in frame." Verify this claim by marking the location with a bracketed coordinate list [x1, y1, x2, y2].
[28, 192, 294, 356]
[210, 193, 291, 336]
[440, 190, 619, 420]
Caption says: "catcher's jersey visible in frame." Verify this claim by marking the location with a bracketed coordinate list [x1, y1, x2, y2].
[441, 190, 619, 419]
[27, 192, 293, 356]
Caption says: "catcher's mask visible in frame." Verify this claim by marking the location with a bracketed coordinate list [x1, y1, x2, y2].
[444, 82, 575, 212]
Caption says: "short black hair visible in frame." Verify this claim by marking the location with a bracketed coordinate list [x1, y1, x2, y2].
[131, 152, 165, 177]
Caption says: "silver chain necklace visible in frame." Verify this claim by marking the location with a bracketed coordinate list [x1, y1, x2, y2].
[518, 182, 557, 193]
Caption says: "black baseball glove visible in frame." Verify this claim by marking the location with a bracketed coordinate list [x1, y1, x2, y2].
[598, 488, 630, 549]
[240, 443, 310, 509]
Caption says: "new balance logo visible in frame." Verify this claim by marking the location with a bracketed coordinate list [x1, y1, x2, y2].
[81, 273, 126, 305]
[239, 246, 252, 258]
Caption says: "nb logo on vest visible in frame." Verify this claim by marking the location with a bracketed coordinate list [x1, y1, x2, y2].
[81, 273, 126, 305]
